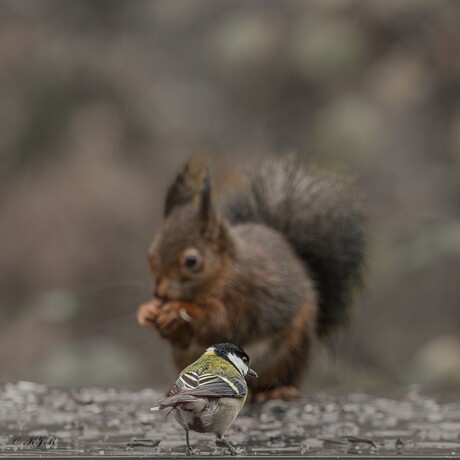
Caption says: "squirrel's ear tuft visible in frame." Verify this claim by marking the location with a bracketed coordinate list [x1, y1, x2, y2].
[164, 154, 207, 217]
[199, 165, 212, 222]
[199, 162, 223, 238]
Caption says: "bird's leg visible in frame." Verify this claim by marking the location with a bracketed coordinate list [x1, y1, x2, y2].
[185, 430, 193, 455]
[216, 434, 238, 455]
[184, 431, 201, 456]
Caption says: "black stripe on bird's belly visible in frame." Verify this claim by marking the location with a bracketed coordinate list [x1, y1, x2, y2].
[180, 407, 207, 433]
[189, 416, 206, 433]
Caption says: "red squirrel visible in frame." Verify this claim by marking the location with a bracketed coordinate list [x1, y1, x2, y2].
[138, 155, 366, 400]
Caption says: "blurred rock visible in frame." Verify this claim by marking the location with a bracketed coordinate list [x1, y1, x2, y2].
[290, 18, 368, 84]
[449, 111, 460, 178]
[35, 290, 80, 325]
[367, 53, 433, 113]
[208, 10, 284, 76]
[32, 338, 144, 386]
[314, 96, 382, 162]
[364, 0, 445, 20]
[411, 335, 460, 386]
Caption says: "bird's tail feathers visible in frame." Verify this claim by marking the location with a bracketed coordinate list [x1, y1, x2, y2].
[150, 394, 201, 411]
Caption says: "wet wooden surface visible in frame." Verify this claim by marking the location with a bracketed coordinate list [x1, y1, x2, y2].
[1, 382, 459, 458]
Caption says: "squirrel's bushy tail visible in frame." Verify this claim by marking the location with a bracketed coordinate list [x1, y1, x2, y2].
[220, 156, 366, 337]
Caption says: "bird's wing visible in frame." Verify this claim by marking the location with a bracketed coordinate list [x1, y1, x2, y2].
[169, 371, 246, 398]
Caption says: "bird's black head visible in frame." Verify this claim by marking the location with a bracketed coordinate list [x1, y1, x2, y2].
[207, 343, 257, 378]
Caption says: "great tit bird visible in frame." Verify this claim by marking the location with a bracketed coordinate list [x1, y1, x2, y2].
[151, 343, 257, 455]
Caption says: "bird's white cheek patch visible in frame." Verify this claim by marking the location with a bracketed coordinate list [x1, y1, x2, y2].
[227, 353, 248, 376]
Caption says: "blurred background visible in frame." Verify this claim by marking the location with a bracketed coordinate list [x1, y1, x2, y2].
[1, 0, 459, 391]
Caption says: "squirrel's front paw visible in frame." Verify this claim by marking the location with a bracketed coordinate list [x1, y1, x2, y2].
[155, 301, 188, 337]
[137, 299, 162, 329]
[138, 299, 193, 346]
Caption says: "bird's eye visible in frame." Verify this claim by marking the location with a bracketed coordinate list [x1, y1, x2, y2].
[181, 248, 202, 271]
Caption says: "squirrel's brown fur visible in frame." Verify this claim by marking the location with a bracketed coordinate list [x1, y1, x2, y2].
[138, 155, 366, 400]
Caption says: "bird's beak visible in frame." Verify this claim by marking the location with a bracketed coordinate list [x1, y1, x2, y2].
[247, 368, 258, 378]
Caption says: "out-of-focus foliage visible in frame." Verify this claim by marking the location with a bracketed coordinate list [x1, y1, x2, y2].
[0, 0, 459, 389]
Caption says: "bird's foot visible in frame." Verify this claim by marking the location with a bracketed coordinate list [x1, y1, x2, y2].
[185, 430, 201, 456]
[216, 437, 242, 456]
[186, 446, 201, 456]
[254, 386, 299, 402]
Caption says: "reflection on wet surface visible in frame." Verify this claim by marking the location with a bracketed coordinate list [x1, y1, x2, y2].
[1, 382, 459, 457]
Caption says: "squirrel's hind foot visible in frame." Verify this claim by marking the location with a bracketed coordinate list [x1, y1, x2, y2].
[254, 386, 300, 402]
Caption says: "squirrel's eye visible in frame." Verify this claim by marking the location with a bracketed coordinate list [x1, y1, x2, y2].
[181, 248, 202, 271]
[185, 255, 197, 267]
